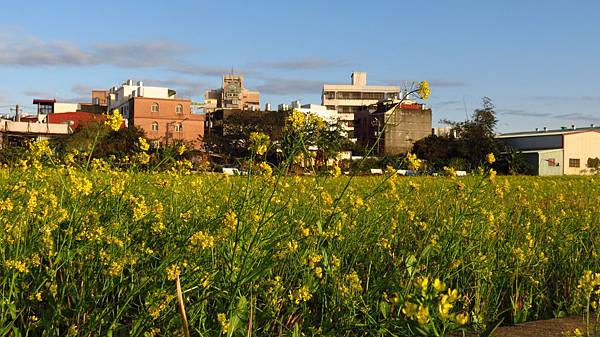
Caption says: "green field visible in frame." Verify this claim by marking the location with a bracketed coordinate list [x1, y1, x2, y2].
[1, 161, 600, 336]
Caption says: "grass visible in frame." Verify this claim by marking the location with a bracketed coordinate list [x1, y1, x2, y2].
[1, 153, 599, 337]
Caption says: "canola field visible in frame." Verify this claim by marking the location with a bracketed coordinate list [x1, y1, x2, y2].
[1, 157, 600, 336]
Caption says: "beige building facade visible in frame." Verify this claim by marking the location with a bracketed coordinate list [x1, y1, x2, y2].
[322, 72, 400, 139]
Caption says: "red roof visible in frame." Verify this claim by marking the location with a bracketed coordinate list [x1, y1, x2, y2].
[47, 112, 102, 130]
[33, 99, 56, 104]
[400, 103, 423, 109]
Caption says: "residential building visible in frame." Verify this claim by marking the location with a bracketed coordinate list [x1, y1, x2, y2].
[497, 126, 600, 175]
[355, 99, 432, 155]
[204, 74, 260, 112]
[108, 80, 205, 148]
[322, 72, 401, 139]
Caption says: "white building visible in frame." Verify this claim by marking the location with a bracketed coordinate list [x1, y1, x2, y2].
[107, 80, 178, 119]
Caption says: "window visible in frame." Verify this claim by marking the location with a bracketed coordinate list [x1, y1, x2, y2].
[174, 123, 182, 132]
[569, 158, 580, 168]
[151, 102, 159, 112]
[151, 121, 159, 132]
[176, 104, 183, 114]
[150, 140, 160, 148]
[363, 92, 385, 100]
[336, 92, 362, 100]
[324, 91, 336, 100]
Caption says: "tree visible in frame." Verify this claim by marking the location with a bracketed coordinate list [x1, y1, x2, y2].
[442, 97, 502, 170]
[412, 134, 460, 171]
[279, 110, 350, 169]
[202, 110, 286, 162]
[55, 119, 146, 159]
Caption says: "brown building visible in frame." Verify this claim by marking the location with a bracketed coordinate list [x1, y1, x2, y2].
[108, 80, 205, 148]
[79, 90, 109, 114]
[204, 74, 260, 112]
[355, 100, 432, 155]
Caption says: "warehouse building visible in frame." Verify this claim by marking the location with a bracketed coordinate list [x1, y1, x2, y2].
[497, 126, 600, 175]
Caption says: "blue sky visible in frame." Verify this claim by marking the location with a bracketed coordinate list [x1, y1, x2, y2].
[0, 0, 599, 132]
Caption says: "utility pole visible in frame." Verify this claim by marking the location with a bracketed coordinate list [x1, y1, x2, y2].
[15, 104, 20, 122]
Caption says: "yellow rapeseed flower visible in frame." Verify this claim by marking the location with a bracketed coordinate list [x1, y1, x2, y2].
[223, 209, 238, 230]
[406, 153, 422, 171]
[455, 312, 469, 325]
[249, 132, 270, 156]
[138, 137, 150, 151]
[189, 230, 216, 249]
[104, 109, 123, 132]
[217, 313, 228, 333]
[417, 81, 430, 100]
[486, 153, 496, 165]
[433, 278, 446, 293]
[416, 305, 430, 325]
[258, 161, 272, 176]
[177, 144, 186, 155]
[165, 264, 180, 281]
[402, 301, 418, 318]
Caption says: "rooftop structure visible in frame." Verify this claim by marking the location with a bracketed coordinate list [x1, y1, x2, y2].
[204, 75, 260, 112]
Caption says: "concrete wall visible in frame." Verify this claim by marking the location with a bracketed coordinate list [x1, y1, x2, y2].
[383, 107, 432, 155]
[563, 131, 600, 175]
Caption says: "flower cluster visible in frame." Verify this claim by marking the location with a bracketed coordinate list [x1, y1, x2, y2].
[249, 132, 270, 156]
[104, 109, 123, 132]
[417, 81, 430, 100]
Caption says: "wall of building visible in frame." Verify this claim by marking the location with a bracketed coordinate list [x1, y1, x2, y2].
[92, 90, 109, 105]
[563, 131, 600, 175]
[383, 107, 432, 155]
[537, 149, 564, 176]
[354, 103, 432, 155]
[132, 97, 204, 147]
[53, 103, 80, 113]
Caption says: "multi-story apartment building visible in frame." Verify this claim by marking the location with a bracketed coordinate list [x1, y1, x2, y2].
[108, 80, 204, 148]
[322, 72, 400, 139]
[204, 74, 260, 112]
[354, 99, 432, 155]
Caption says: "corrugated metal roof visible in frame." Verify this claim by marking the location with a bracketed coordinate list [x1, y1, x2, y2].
[497, 127, 600, 138]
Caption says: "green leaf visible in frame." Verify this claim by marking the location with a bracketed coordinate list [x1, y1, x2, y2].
[379, 301, 390, 319]
[227, 295, 248, 337]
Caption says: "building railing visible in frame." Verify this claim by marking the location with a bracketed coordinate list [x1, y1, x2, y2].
[1, 120, 71, 135]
